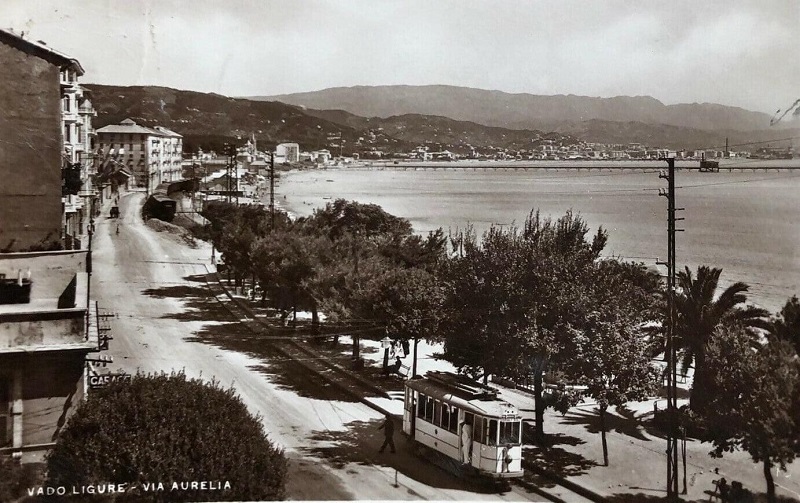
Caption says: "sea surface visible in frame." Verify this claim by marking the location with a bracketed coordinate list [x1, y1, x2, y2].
[273, 164, 800, 313]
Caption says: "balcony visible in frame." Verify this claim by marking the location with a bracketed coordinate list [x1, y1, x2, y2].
[62, 110, 79, 124]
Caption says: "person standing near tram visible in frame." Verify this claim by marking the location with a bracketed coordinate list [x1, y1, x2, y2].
[460, 420, 472, 464]
[378, 414, 396, 454]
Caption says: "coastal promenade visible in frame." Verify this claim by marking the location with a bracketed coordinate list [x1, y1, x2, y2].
[214, 276, 800, 502]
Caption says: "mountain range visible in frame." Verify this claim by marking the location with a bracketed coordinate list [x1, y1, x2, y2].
[255, 85, 775, 133]
[84, 84, 796, 155]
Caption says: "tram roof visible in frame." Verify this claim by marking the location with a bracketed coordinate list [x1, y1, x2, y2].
[407, 373, 520, 419]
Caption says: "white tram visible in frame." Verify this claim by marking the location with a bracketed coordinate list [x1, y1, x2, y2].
[402, 371, 524, 479]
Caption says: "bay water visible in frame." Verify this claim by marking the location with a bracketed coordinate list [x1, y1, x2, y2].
[275, 166, 800, 314]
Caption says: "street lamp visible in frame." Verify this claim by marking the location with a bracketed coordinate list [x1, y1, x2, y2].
[381, 335, 392, 373]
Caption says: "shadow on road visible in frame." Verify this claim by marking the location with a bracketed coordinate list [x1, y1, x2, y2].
[559, 405, 652, 442]
[301, 418, 500, 494]
[139, 275, 365, 403]
[522, 431, 596, 487]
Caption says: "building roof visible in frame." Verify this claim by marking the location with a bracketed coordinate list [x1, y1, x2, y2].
[0, 28, 85, 74]
[96, 118, 163, 136]
[152, 125, 183, 138]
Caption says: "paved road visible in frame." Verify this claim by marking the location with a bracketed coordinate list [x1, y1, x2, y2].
[90, 191, 550, 501]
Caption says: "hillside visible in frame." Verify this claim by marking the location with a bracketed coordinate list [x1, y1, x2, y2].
[256, 85, 773, 134]
[84, 84, 365, 153]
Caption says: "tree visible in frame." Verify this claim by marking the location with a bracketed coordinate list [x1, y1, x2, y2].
[673, 266, 769, 413]
[567, 313, 658, 466]
[349, 265, 445, 375]
[704, 324, 800, 503]
[769, 295, 800, 355]
[46, 371, 287, 502]
[564, 259, 661, 466]
[438, 225, 533, 382]
[301, 199, 412, 241]
[251, 229, 332, 328]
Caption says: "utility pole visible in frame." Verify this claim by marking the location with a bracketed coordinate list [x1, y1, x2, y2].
[269, 151, 275, 229]
[658, 155, 684, 500]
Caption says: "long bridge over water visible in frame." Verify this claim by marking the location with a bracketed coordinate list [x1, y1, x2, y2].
[341, 159, 800, 172]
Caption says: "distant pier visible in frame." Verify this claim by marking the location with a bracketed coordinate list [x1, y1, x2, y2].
[340, 159, 800, 172]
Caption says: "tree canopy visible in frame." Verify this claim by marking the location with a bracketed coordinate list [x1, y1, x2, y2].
[703, 324, 800, 503]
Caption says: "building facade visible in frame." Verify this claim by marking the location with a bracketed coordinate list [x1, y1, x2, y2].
[0, 29, 89, 252]
[95, 119, 183, 192]
[276, 142, 300, 163]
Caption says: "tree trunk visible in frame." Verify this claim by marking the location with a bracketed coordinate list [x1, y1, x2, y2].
[764, 458, 776, 503]
[533, 371, 545, 442]
[412, 337, 418, 377]
[599, 404, 609, 466]
[311, 302, 320, 345]
[690, 352, 709, 414]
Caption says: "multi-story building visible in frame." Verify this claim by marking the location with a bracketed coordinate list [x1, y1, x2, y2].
[0, 29, 105, 464]
[95, 119, 183, 192]
[152, 125, 183, 183]
[62, 67, 97, 250]
[0, 28, 95, 252]
[276, 142, 300, 163]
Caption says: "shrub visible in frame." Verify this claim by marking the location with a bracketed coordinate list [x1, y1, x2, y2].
[46, 371, 287, 501]
[0, 456, 44, 501]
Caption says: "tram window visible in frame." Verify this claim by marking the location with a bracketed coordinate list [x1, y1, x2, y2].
[448, 406, 459, 432]
[433, 400, 442, 425]
[440, 402, 449, 428]
[417, 394, 427, 418]
[499, 420, 521, 445]
[487, 419, 498, 446]
[473, 416, 485, 443]
[425, 397, 434, 422]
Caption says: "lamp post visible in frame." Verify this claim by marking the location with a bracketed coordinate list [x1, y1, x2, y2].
[381, 335, 392, 373]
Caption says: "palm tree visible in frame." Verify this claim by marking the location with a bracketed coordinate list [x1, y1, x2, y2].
[674, 266, 769, 413]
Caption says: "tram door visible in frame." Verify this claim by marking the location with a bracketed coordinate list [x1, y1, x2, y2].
[404, 386, 416, 437]
[460, 412, 474, 465]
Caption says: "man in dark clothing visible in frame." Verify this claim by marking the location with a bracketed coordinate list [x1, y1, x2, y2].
[377, 414, 396, 453]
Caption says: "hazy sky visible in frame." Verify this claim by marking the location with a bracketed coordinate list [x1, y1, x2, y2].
[3, 0, 798, 114]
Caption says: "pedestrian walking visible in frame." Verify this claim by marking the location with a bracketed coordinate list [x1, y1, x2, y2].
[377, 414, 396, 453]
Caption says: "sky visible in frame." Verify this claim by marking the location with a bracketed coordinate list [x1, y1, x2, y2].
[3, 0, 798, 114]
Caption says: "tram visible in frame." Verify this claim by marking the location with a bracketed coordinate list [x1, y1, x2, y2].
[403, 371, 524, 479]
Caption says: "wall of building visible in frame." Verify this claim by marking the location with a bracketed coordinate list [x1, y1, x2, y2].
[0, 44, 63, 252]
[0, 353, 87, 463]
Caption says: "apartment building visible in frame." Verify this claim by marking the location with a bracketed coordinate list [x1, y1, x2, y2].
[95, 119, 183, 191]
